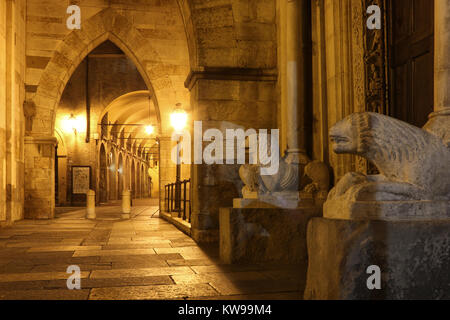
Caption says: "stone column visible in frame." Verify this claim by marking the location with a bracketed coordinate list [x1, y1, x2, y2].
[285, 0, 310, 165]
[424, 0, 450, 143]
[24, 136, 57, 219]
[158, 136, 176, 212]
[121, 189, 131, 219]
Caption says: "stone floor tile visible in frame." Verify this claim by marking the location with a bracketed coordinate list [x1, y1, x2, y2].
[0, 289, 90, 300]
[98, 253, 179, 263]
[0, 270, 90, 282]
[31, 263, 112, 272]
[73, 248, 156, 257]
[192, 292, 302, 300]
[89, 283, 218, 300]
[171, 271, 269, 285]
[27, 246, 102, 253]
[166, 259, 220, 267]
[90, 266, 194, 279]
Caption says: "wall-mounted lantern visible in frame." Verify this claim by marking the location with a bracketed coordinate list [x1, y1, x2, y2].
[170, 104, 188, 132]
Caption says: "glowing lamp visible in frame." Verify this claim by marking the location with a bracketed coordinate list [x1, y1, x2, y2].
[63, 114, 85, 134]
[170, 109, 187, 132]
[145, 125, 155, 135]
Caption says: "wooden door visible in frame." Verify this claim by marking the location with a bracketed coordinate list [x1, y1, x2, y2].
[388, 0, 434, 127]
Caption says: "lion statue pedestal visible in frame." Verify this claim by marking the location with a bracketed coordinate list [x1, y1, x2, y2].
[324, 112, 450, 221]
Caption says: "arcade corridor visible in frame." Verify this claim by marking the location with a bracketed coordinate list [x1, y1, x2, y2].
[0, 200, 302, 300]
[1, 0, 449, 301]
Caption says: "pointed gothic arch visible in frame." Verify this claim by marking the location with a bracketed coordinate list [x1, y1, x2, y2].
[30, 8, 181, 136]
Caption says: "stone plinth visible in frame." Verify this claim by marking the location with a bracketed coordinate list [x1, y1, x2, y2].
[219, 207, 320, 265]
[324, 199, 450, 221]
[304, 217, 450, 300]
[24, 136, 57, 219]
[233, 191, 324, 210]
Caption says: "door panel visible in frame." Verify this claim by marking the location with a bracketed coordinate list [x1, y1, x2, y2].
[389, 0, 434, 127]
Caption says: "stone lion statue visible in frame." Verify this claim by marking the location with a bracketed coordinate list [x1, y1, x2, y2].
[328, 112, 450, 202]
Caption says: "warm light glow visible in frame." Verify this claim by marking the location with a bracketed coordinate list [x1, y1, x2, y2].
[170, 109, 188, 132]
[62, 114, 86, 134]
[145, 125, 155, 135]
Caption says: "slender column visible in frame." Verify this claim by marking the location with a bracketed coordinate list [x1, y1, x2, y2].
[286, 0, 310, 165]
[424, 0, 450, 143]
[434, 0, 450, 112]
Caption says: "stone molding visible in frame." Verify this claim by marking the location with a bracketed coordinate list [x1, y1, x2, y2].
[24, 135, 58, 146]
[184, 67, 277, 91]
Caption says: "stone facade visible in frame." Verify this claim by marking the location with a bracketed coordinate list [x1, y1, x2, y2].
[0, 0, 26, 226]
[0, 0, 448, 301]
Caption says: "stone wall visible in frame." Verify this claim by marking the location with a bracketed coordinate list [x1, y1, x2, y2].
[0, 0, 26, 225]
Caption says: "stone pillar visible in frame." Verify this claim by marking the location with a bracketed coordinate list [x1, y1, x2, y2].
[24, 136, 57, 219]
[86, 190, 96, 219]
[285, 0, 310, 165]
[121, 189, 131, 219]
[186, 71, 277, 242]
[158, 136, 176, 211]
[424, 0, 450, 143]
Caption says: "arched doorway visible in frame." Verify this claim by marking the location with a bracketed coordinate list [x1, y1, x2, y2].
[125, 157, 131, 192]
[26, 7, 189, 220]
[109, 150, 117, 200]
[131, 160, 136, 199]
[141, 164, 145, 199]
[136, 161, 141, 199]
[99, 144, 108, 203]
[118, 153, 124, 199]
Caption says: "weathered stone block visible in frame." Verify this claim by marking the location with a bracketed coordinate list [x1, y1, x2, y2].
[304, 217, 450, 300]
[220, 207, 320, 264]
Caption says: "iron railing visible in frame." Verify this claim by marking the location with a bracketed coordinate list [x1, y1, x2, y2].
[165, 179, 191, 223]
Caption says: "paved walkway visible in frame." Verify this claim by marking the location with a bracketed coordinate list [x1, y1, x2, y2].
[0, 200, 302, 300]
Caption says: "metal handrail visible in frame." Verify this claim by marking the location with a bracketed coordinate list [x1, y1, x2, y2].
[165, 179, 191, 223]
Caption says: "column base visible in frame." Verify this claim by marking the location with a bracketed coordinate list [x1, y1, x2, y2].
[220, 207, 320, 264]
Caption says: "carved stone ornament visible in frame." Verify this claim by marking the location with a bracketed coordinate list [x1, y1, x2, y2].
[324, 112, 450, 220]
[237, 150, 330, 209]
[23, 100, 37, 133]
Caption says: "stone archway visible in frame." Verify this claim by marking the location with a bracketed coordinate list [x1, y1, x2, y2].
[25, 8, 180, 219]
[99, 144, 108, 204]
[118, 153, 124, 200]
[131, 160, 136, 199]
[30, 8, 181, 136]
[109, 149, 117, 201]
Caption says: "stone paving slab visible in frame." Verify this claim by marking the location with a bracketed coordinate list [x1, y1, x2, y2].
[89, 284, 218, 300]
[99, 253, 182, 263]
[28, 246, 102, 253]
[31, 263, 112, 272]
[0, 289, 90, 300]
[0, 271, 90, 282]
[73, 248, 156, 257]
[90, 266, 194, 279]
